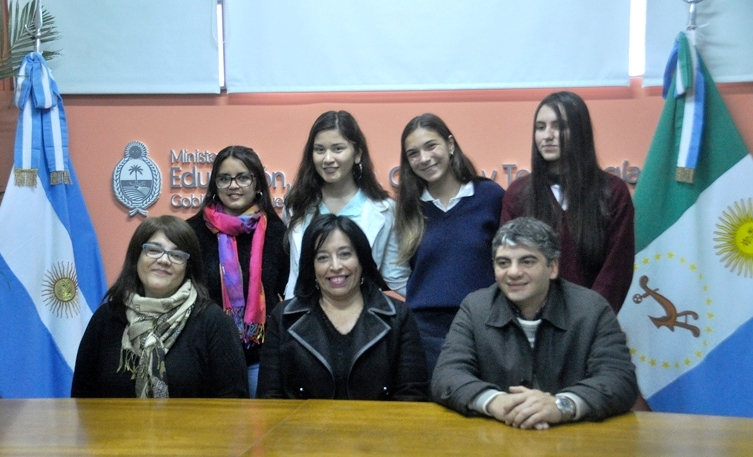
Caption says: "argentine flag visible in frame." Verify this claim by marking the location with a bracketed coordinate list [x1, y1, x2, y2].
[618, 31, 753, 417]
[0, 53, 106, 397]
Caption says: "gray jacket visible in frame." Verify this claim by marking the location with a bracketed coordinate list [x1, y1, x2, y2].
[431, 279, 638, 421]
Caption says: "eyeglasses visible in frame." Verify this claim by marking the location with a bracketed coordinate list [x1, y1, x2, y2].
[215, 173, 254, 189]
[141, 243, 191, 265]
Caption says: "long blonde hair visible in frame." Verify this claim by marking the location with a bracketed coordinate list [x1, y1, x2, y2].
[394, 114, 478, 263]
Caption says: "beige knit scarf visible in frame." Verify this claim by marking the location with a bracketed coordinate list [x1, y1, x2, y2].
[118, 280, 196, 398]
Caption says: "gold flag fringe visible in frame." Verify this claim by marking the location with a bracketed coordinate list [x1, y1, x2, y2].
[675, 166, 695, 184]
[14, 168, 38, 187]
[50, 170, 72, 185]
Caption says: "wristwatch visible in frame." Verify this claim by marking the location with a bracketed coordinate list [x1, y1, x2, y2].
[555, 394, 576, 423]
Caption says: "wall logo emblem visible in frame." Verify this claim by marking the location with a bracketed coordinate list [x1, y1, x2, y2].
[113, 141, 161, 216]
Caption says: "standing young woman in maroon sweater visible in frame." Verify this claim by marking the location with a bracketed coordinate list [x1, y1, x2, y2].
[500, 91, 634, 314]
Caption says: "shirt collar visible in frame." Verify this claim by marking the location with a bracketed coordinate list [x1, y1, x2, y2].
[319, 189, 367, 217]
[420, 181, 474, 211]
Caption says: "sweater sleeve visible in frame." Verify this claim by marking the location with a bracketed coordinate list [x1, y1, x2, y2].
[71, 305, 108, 397]
[202, 305, 250, 398]
[590, 176, 635, 314]
[391, 302, 429, 401]
[257, 302, 286, 399]
[264, 219, 290, 303]
[376, 201, 410, 297]
[499, 177, 526, 225]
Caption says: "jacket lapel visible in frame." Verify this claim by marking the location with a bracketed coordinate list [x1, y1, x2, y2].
[284, 298, 334, 374]
[485, 285, 517, 328]
[283, 286, 396, 379]
[350, 289, 394, 362]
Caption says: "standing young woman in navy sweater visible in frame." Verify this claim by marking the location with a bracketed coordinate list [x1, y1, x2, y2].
[395, 113, 504, 375]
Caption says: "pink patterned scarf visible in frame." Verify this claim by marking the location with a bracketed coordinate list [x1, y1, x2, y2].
[203, 203, 267, 345]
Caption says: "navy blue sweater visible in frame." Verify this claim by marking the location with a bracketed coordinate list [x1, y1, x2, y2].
[406, 179, 504, 310]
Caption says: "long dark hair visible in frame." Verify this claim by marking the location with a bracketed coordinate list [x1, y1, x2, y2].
[395, 113, 479, 263]
[523, 91, 610, 271]
[200, 145, 282, 224]
[284, 110, 388, 231]
[103, 215, 211, 311]
[294, 214, 388, 299]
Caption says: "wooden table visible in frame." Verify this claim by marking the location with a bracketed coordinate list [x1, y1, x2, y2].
[1, 399, 752, 456]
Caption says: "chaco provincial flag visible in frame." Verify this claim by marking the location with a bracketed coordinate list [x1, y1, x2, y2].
[0, 53, 106, 397]
[618, 31, 753, 417]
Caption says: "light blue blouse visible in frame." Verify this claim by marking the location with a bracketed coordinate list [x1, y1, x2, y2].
[283, 190, 409, 299]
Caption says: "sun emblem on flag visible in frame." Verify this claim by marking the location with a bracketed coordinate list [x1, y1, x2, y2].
[714, 198, 753, 278]
[41, 262, 80, 318]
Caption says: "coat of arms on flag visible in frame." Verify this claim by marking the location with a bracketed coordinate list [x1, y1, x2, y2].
[618, 29, 753, 417]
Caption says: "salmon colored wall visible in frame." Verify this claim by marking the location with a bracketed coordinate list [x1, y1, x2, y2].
[1, 81, 752, 284]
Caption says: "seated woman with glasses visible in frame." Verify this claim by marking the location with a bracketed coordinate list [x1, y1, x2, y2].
[71, 215, 249, 398]
[186, 145, 288, 398]
[258, 214, 428, 401]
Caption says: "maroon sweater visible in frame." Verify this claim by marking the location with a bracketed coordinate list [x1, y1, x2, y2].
[500, 173, 634, 314]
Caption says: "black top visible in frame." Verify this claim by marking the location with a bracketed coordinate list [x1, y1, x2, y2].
[314, 304, 358, 400]
[71, 301, 249, 398]
[186, 211, 289, 365]
[257, 281, 429, 401]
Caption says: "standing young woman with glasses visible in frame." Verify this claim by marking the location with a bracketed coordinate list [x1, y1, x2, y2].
[71, 215, 248, 398]
[283, 110, 410, 300]
[187, 145, 289, 397]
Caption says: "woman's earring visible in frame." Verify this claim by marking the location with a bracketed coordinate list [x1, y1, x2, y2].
[353, 162, 363, 180]
[314, 280, 320, 290]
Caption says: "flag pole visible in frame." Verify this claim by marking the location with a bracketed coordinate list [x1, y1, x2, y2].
[33, 0, 43, 53]
[682, 0, 704, 31]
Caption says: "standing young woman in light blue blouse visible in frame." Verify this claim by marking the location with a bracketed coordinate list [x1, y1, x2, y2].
[283, 110, 409, 299]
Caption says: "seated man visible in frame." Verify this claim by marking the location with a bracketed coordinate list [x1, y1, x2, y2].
[431, 217, 638, 430]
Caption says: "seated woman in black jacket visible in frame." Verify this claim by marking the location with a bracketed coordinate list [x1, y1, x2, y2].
[258, 214, 427, 400]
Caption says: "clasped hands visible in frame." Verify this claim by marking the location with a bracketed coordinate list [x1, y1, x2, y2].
[487, 386, 563, 430]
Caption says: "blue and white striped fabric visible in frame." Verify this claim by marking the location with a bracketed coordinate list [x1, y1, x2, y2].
[0, 53, 107, 398]
[662, 31, 705, 182]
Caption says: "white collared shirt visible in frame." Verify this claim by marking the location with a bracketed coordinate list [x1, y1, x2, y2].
[420, 181, 475, 212]
[550, 183, 568, 210]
